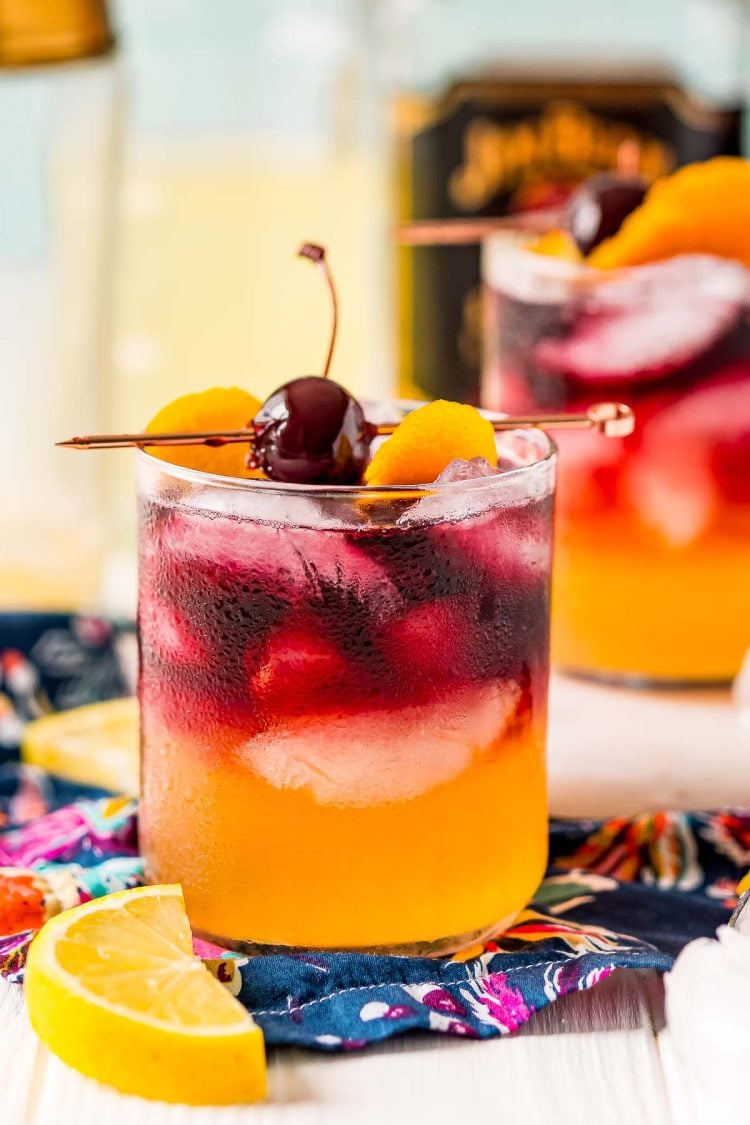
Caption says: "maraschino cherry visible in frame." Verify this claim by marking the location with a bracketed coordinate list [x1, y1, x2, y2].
[247, 244, 375, 485]
[566, 171, 648, 256]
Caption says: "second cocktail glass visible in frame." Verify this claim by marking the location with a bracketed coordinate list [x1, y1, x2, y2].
[138, 412, 555, 956]
[483, 233, 750, 684]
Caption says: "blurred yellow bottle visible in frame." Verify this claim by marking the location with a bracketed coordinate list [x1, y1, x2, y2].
[104, 2, 392, 609]
[0, 0, 119, 610]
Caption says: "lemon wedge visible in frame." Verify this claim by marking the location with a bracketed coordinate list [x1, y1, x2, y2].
[25, 884, 266, 1104]
[22, 698, 139, 795]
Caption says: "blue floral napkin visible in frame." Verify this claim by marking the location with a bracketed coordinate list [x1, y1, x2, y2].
[0, 614, 741, 1050]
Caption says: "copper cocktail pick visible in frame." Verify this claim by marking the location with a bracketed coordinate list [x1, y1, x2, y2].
[396, 144, 643, 247]
[56, 402, 634, 451]
[395, 210, 560, 246]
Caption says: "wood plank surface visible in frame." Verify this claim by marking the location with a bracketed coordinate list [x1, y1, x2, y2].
[1, 971, 674, 1125]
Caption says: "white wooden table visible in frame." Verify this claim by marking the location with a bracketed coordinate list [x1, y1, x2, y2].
[3, 676, 749, 1125]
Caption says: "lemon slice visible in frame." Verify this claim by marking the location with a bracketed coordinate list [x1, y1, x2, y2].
[25, 884, 266, 1105]
[22, 698, 139, 795]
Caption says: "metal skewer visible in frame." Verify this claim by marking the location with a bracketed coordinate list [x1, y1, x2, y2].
[56, 403, 634, 450]
[56, 429, 255, 450]
[395, 209, 562, 246]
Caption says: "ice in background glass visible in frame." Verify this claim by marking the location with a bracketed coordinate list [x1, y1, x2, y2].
[482, 234, 750, 684]
[138, 417, 555, 955]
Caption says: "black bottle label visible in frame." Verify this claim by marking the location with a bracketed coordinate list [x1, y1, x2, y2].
[397, 82, 743, 404]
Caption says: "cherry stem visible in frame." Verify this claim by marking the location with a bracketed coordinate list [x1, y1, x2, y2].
[298, 242, 338, 379]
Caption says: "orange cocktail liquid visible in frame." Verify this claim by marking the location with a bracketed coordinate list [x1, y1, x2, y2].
[553, 504, 750, 682]
[141, 703, 547, 950]
[137, 438, 554, 954]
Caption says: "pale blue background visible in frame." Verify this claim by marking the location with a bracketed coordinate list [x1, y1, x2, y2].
[111, 0, 749, 133]
[0, 0, 746, 262]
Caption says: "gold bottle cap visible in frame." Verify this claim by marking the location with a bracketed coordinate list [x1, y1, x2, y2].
[0, 0, 114, 67]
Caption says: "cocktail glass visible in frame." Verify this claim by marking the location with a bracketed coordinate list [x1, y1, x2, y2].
[138, 407, 555, 956]
[483, 233, 750, 685]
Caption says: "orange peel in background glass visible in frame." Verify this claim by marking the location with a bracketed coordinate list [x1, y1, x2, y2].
[590, 157, 750, 269]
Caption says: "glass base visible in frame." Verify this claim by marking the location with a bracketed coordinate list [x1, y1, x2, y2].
[559, 666, 733, 692]
[196, 911, 520, 959]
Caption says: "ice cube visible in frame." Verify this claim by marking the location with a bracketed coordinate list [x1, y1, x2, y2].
[400, 458, 501, 524]
[534, 255, 745, 385]
[139, 598, 209, 666]
[621, 372, 750, 546]
[238, 680, 520, 807]
[434, 457, 501, 485]
[251, 623, 358, 706]
[624, 454, 715, 547]
[182, 485, 325, 530]
[159, 491, 352, 574]
[402, 450, 551, 526]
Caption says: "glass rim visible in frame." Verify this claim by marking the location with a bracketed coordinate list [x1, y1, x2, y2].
[135, 409, 557, 500]
[482, 219, 749, 285]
